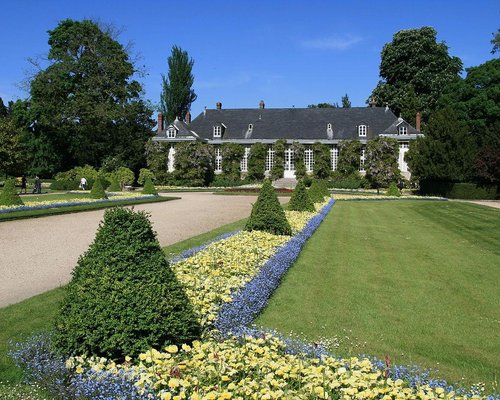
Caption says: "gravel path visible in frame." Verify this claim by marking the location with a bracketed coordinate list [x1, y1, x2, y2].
[0, 193, 282, 308]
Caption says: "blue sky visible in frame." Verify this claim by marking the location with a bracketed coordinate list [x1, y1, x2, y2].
[0, 0, 498, 117]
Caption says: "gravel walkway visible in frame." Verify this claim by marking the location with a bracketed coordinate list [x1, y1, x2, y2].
[0, 193, 282, 308]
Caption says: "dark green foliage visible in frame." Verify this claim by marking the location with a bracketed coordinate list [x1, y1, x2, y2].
[312, 142, 331, 179]
[341, 94, 351, 108]
[107, 179, 121, 192]
[0, 179, 23, 206]
[54, 208, 201, 360]
[419, 180, 499, 200]
[405, 107, 476, 183]
[288, 180, 314, 212]
[292, 142, 306, 180]
[328, 172, 368, 189]
[221, 143, 244, 181]
[245, 179, 291, 235]
[491, 28, 500, 54]
[370, 26, 462, 124]
[0, 116, 28, 177]
[308, 180, 329, 203]
[142, 177, 158, 195]
[365, 137, 401, 190]
[89, 179, 107, 199]
[50, 180, 80, 191]
[270, 140, 285, 180]
[173, 142, 214, 186]
[160, 46, 197, 123]
[386, 182, 401, 196]
[337, 140, 362, 176]
[247, 143, 267, 181]
[145, 140, 170, 177]
[27, 19, 154, 174]
[138, 168, 155, 186]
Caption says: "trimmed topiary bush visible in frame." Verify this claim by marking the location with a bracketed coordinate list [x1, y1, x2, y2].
[386, 182, 401, 196]
[142, 177, 158, 195]
[0, 179, 23, 206]
[288, 180, 315, 212]
[308, 179, 329, 203]
[54, 208, 201, 360]
[245, 179, 291, 235]
[107, 178, 121, 192]
[89, 178, 108, 199]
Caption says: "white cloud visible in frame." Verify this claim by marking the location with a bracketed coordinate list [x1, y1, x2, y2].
[300, 34, 362, 50]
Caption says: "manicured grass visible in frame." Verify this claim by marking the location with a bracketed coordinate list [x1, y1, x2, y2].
[0, 195, 177, 222]
[256, 200, 500, 390]
[0, 217, 247, 385]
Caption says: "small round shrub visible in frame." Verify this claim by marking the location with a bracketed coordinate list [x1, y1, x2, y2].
[288, 180, 314, 212]
[245, 179, 292, 235]
[89, 179, 108, 199]
[142, 177, 158, 195]
[386, 182, 401, 197]
[0, 179, 23, 206]
[54, 208, 201, 360]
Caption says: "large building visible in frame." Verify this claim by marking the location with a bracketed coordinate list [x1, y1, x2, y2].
[152, 101, 422, 179]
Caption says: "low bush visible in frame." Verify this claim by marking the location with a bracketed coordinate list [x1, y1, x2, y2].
[420, 180, 499, 199]
[327, 172, 369, 189]
[288, 180, 314, 212]
[245, 179, 292, 235]
[50, 180, 80, 191]
[0, 179, 23, 206]
[141, 177, 158, 195]
[54, 208, 201, 360]
[386, 182, 401, 196]
[210, 175, 251, 187]
[89, 179, 107, 199]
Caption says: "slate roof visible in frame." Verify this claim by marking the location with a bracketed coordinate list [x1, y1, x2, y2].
[154, 106, 419, 142]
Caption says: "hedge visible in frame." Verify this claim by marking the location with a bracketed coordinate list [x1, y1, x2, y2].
[420, 180, 499, 200]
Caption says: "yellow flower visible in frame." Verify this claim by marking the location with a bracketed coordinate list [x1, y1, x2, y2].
[165, 345, 179, 353]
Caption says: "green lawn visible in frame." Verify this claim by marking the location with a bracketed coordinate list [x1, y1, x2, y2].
[256, 200, 500, 390]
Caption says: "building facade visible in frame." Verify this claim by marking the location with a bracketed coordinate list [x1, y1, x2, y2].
[152, 101, 422, 179]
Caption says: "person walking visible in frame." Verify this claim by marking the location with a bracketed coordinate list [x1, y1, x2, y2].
[33, 175, 42, 194]
[80, 177, 87, 190]
[20, 174, 27, 194]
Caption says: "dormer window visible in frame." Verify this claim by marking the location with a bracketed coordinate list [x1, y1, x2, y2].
[399, 126, 408, 135]
[167, 127, 176, 138]
[358, 125, 367, 137]
[248, 124, 253, 132]
[327, 123, 332, 130]
[213, 125, 221, 137]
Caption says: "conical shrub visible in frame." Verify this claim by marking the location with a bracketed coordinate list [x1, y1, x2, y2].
[54, 208, 201, 360]
[386, 182, 401, 197]
[288, 180, 315, 212]
[308, 179, 329, 203]
[90, 178, 107, 199]
[107, 178, 121, 192]
[0, 179, 23, 206]
[245, 179, 291, 235]
[142, 177, 158, 195]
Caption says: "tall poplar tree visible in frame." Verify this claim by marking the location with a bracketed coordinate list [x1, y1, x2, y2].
[160, 46, 197, 124]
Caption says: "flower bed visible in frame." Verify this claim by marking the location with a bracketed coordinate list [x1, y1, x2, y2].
[0, 193, 158, 214]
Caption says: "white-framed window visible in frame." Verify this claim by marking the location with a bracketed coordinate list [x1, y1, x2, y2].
[215, 147, 222, 172]
[400, 142, 409, 149]
[358, 124, 367, 137]
[285, 148, 295, 172]
[167, 127, 176, 138]
[265, 147, 274, 172]
[213, 125, 222, 137]
[359, 148, 366, 172]
[330, 146, 338, 171]
[399, 125, 408, 135]
[240, 146, 250, 172]
[304, 147, 314, 172]
[248, 124, 253, 132]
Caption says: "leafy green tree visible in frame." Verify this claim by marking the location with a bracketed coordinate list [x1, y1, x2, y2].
[145, 140, 170, 178]
[405, 107, 476, 182]
[27, 19, 153, 174]
[473, 122, 500, 184]
[173, 142, 214, 186]
[247, 143, 267, 181]
[0, 117, 28, 177]
[364, 137, 401, 192]
[0, 98, 8, 118]
[292, 142, 306, 180]
[54, 208, 201, 360]
[270, 139, 285, 180]
[138, 168, 155, 185]
[307, 103, 338, 108]
[491, 28, 500, 54]
[112, 167, 135, 190]
[288, 180, 314, 212]
[341, 94, 351, 108]
[160, 46, 197, 124]
[245, 179, 291, 235]
[0, 179, 23, 206]
[221, 143, 244, 181]
[337, 140, 362, 176]
[312, 143, 331, 179]
[370, 27, 462, 124]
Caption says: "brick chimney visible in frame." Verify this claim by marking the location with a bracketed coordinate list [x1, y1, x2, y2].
[369, 97, 377, 108]
[416, 111, 421, 131]
[259, 100, 265, 109]
[157, 112, 164, 132]
[216, 102, 222, 110]
[185, 111, 191, 124]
